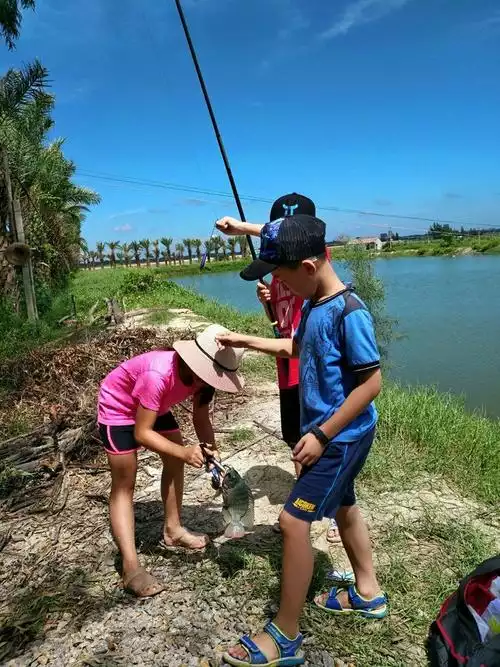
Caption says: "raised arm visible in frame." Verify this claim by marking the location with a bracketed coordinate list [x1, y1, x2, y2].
[216, 332, 298, 358]
[216, 216, 263, 237]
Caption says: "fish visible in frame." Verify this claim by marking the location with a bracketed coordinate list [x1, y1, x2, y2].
[221, 465, 254, 539]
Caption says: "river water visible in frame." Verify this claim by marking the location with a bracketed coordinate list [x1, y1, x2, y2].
[176, 256, 500, 419]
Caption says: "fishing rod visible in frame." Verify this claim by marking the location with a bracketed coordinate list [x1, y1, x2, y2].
[173, 0, 280, 337]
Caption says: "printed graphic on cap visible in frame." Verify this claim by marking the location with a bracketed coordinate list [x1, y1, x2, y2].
[259, 220, 283, 262]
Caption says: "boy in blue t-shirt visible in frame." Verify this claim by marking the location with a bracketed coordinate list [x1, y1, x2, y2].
[217, 214, 387, 667]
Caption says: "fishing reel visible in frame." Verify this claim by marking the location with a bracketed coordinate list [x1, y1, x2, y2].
[200, 443, 227, 490]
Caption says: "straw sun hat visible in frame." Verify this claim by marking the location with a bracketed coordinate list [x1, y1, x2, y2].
[173, 324, 245, 394]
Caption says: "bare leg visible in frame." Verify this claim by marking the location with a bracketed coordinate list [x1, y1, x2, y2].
[107, 452, 139, 575]
[159, 431, 208, 550]
[107, 451, 164, 597]
[228, 510, 311, 661]
[318, 504, 381, 608]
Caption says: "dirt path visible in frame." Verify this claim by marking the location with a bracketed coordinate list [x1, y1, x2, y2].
[1, 316, 498, 666]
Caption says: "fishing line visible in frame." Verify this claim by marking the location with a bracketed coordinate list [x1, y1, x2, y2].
[173, 0, 280, 337]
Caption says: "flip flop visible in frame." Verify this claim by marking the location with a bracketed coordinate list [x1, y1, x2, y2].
[314, 584, 388, 619]
[123, 567, 165, 599]
[159, 529, 209, 552]
[326, 519, 342, 545]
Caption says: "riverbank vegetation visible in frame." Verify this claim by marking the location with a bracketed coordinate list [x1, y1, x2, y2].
[84, 232, 500, 273]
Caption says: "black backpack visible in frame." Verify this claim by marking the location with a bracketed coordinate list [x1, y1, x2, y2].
[427, 555, 500, 667]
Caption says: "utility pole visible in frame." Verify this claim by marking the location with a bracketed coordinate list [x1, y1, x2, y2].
[1, 147, 38, 321]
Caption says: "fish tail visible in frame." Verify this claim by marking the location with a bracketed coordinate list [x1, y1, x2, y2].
[224, 522, 246, 539]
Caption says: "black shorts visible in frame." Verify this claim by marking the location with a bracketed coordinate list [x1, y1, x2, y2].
[279, 385, 301, 448]
[99, 412, 179, 455]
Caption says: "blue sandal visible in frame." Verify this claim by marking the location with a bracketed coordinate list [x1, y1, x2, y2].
[315, 584, 388, 619]
[222, 621, 305, 666]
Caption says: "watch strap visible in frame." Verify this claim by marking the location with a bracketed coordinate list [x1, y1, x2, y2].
[310, 425, 330, 447]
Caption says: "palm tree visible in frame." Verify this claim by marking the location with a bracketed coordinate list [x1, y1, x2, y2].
[175, 242, 184, 264]
[192, 238, 202, 262]
[228, 237, 237, 260]
[204, 238, 212, 263]
[116, 250, 124, 266]
[121, 243, 131, 268]
[0, 0, 35, 50]
[108, 241, 120, 268]
[160, 237, 173, 265]
[220, 238, 227, 260]
[238, 235, 249, 258]
[89, 250, 97, 270]
[140, 239, 151, 268]
[212, 235, 222, 261]
[130, 241, 141, 268]
[1, 60, 100, 292]
[96, 242, 106, 269]
[81, 250, 89, 270]
[152, 239, 160, 267]
[183, 238, 193, 264]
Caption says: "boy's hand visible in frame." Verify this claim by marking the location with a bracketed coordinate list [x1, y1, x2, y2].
[293, 433, 324, 467]
[257, 281, 271, 305]
[216, 217, 244, 236]
[216, 332, 250, 348]
[183, 444, 205, 469]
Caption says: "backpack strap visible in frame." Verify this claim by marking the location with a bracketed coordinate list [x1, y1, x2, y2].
[337, 284, 359, 354]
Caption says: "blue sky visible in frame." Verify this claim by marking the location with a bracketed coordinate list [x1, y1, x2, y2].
[2, 0, 500, 247]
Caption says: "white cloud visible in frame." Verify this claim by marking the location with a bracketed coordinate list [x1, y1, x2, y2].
[320, 0, 411, 40]
[467, 10, 500, 35]
[113, 223, 133, 232]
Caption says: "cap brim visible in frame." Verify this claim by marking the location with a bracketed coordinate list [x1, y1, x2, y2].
[172, 340, 244, 394]
[240, 259, 278, 282]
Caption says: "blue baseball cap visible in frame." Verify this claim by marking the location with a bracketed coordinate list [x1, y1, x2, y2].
[240, 214, 326, 281]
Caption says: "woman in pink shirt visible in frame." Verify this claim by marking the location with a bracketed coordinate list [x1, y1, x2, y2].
[98, 324, 244, 598]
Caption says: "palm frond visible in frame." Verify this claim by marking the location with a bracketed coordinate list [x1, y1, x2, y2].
[0, 0, 36, 50]
[0, 60, 50, 115]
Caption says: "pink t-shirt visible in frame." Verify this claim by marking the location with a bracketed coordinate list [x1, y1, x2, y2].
[98, 351, 195, 425]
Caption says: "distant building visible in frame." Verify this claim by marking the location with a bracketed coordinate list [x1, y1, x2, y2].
[347, 237, 383, 251]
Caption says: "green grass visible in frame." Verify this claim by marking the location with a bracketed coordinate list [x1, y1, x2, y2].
[364, 383, 500, 505]
[71, 268, 270, 337]
[226, 427, 256, 446]
[304, 515, 494, 666]
[381, 235, 500, 257]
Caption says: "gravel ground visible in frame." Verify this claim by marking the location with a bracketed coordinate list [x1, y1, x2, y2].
[2, 379, 497, 666]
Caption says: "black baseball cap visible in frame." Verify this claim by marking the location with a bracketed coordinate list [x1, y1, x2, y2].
[269, 193, 316, 222]
[240, 214, 326, 281]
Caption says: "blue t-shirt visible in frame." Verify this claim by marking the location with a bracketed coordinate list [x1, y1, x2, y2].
[294, 289, 380, 443]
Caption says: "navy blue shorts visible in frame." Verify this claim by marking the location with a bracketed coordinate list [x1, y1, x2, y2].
[284, 427, 375, 523]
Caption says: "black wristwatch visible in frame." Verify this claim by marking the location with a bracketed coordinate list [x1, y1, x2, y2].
[310, 425, 330, 447]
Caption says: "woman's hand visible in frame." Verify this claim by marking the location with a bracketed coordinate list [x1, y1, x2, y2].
[200, 443, 221, 471]
[256, 281, 271, 305]
[183, 444, 205, 469]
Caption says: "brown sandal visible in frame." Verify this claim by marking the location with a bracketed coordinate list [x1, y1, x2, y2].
[159, 529, 209, 552]
[123, 567, 165, 599]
